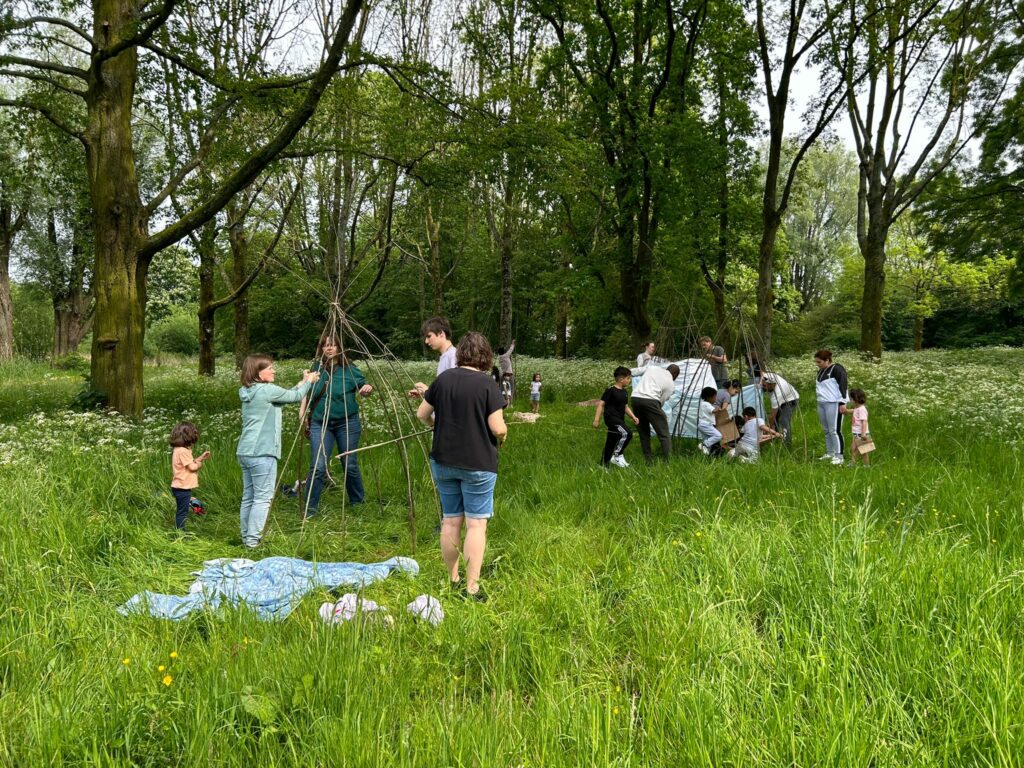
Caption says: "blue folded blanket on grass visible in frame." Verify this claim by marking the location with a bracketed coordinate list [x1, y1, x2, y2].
[118, 556, 419, 621]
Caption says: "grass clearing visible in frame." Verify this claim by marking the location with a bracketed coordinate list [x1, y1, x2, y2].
[1, 349, 1023, 766]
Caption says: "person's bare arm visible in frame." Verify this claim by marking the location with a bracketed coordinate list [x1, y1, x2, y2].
[593, 401, 605, 429]
[488, 409, 508, 445]
[416, 400, 435, 426]
[625, 405, 639, 425]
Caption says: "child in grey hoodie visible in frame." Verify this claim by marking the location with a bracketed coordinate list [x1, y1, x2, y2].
[236, 355, 319, 548]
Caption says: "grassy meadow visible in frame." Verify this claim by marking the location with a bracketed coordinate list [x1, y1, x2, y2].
[1, 348, 1023, 766]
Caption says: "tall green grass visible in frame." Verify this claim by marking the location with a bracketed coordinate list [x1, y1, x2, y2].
[1, 350, 1022, 766]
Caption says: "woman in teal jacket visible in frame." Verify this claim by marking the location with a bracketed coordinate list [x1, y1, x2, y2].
[237, 355, 319, 548]
[299, 335, 374, 516]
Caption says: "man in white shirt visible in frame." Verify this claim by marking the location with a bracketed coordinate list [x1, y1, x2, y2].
[630, 363, 679, 462]
[409, 316, 457, 398]
[760, 372, 799, 445]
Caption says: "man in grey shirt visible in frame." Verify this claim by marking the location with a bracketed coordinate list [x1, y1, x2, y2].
[700, 336, 729, 388]
[631, 364, 680, 462]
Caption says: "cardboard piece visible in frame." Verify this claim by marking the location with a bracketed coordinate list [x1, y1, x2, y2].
[855, 438, 875, 455]
[715, 410, 740, 444]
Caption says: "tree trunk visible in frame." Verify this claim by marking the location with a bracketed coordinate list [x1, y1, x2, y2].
[0, 196, 24, 361]
[555, 293, 568, 358]
[498, 234, 513, 348]
[85, 1, 148, 414]
[859, 220, 887, 358]
[425, 204, 444, 314]
[50, 219, 92, 360]
[196, 221, 217, 376]
[0, 230, 12, 361]
[755, 212, 780, 357]
[913, 315, 924, 351]
[233, 247, 250, 369]
[497, 181, 515, 349]
[616, 164, 657, 347]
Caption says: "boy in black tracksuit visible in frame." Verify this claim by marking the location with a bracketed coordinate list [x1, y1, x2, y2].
[593, 366, 640, 467]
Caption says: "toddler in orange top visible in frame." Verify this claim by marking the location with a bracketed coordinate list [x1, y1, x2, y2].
[170, 422, 210, 529]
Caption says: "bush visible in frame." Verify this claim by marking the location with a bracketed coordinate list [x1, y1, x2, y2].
[11, 284, 53, 360]
[148, 309, 199, 356]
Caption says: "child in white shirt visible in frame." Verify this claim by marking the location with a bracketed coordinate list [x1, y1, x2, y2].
[697, 386, 722, 456]
[529, 373, 542, 414]
[729, 406, 781, 463]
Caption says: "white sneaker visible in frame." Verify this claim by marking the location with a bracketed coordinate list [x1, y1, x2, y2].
[818, 454, 833, 461]
[610, 454, 628, 468]
[699, 443, 710, 456]
[831, 456, 844, 465]
[739, 456, 758, 464]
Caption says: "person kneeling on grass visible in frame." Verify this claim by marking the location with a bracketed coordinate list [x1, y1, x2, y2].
[697, 386, 724, 456]
[728, 406, 781, 463]
[417, 332, 507, 600]
[594, 366, 640, 468]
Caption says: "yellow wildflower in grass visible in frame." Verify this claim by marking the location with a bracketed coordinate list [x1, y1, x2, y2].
[613, 707, 620, 715]
[158, 665, 166, 672]
[170, 651, 178, 659]
[162, 675, 173, 687]
[122, 658, 130, 666]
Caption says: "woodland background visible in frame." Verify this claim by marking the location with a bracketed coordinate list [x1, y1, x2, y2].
[2, 0, 1024, 414]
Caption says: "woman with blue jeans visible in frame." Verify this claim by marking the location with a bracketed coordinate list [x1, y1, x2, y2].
[814, 348, 849, 466]
[417, 332, 507, 598]
[237, 355, 318, 548]
[299, 335, 374, 517]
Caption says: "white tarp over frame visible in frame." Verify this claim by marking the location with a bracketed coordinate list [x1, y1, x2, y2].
[632, 359, 767, 439]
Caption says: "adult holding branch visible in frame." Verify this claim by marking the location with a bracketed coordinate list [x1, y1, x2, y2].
[237, 356, 319, 549]
[813, 349, 849, 465]
[700, 336, 729, 389]
[409, 317, 457, 398]
[417, 332, 507, 599]
[299, 335, 373, 517]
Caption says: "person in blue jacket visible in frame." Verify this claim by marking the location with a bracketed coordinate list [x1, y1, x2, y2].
[236, 355, 319, 548]
[299, 334, 374, 516]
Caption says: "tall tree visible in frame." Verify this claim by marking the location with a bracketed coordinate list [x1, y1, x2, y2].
[0, 0, 364, 414]
[782, 142, 858, 312]
[753, 0, 848, 354]
[824, 0, 1008, 356]
[535, 0, 710, 345]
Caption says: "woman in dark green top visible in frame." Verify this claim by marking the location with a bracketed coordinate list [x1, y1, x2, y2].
[299, 335, 373, 515]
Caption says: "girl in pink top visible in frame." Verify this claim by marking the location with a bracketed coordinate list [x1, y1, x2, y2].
[846, 389, 871, 466]
[170, 422, 211, 529]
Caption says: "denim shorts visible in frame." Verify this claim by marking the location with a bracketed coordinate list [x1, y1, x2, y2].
[429, 460, 497, 519]
[530, 393, 541, 402]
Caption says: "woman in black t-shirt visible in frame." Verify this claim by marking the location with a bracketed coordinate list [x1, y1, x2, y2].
[417, 332, 507, 598]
